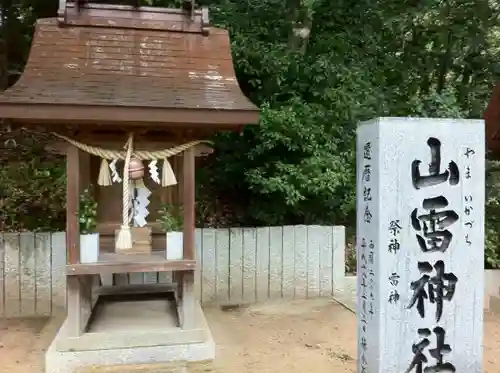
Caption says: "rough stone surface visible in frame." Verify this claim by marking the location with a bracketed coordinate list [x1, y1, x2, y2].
[356, 117, 485, 373]
[45, 303, 215, 373]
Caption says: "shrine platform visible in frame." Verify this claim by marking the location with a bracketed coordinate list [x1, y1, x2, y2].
[45, 288, 214, 373]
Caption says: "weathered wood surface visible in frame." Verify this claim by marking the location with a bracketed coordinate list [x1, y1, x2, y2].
[0, 225, 346, 318]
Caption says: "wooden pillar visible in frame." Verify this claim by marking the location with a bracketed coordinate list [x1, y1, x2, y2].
[66, 275, 95, 337]
[182, 147, 195, 260]
[66, 144, 80, 265]
[65, 147, 98, 337]
[180, 148, 196, 329]
[177, 270, 196, 329]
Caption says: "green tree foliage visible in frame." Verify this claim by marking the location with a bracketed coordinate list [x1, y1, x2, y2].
[0, 0, 500, 267]
[0, 129, 66, 231]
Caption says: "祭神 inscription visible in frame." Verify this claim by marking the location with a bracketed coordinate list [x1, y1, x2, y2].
[387, 219, 402, 304]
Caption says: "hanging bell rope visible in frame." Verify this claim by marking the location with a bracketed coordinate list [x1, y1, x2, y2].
[115, 133, 134, 251]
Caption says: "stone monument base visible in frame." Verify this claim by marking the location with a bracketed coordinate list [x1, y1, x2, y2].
[45, 299, 215, 373]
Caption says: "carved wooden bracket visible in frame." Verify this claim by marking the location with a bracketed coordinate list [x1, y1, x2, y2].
[57, 1, 210, 35]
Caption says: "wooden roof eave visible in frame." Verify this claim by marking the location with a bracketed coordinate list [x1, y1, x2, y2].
[0, 102, 260, 129]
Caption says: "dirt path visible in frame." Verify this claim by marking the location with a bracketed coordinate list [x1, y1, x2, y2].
[0, 317, 51, 372]
[0, 298, 499, 373]
[206, 299, 357, 373]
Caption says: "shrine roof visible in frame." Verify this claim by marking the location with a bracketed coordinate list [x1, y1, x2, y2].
[0, 6, 259, 130]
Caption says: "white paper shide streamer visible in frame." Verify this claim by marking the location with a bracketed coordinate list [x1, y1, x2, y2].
[108, 159, 156, 228]
[109, 159, 122, 183]
[133, 186, 151, 227]
[149, 160, 160, 184]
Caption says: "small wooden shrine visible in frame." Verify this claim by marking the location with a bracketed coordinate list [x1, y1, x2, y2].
[0, 1, 258, 371]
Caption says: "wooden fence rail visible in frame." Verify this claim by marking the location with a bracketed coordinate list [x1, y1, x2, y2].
[0, 225, 345, 318]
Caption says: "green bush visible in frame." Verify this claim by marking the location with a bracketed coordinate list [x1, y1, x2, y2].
[79, 187, 98, 235]
[0, 129, 66, 232]
[157, 203, 184, 232]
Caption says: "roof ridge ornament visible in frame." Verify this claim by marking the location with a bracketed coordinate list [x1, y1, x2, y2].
[57, 0, 210, 35]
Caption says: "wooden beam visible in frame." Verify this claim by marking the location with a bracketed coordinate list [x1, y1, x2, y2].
[0, 105, 260, 127]
[97, 283, 176, 296]
[66, 144, 80, 265]
[183, 147, 195, 260]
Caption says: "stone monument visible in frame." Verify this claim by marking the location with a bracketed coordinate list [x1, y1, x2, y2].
[356, 117, 484, 373]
